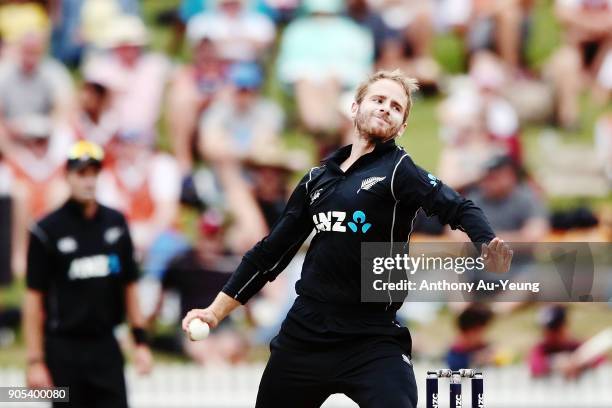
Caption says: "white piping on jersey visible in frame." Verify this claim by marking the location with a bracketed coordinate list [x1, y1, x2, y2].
[407, 208, 421, 245]
[390, 154, 409, 201]
[30, 223, 49, 244]
[234, 271, 261, 299]
[235, 172, 314, 301]
[235, 231, 312, 299]
[387, 153, 409, 309]
[305, 166, 318, 194]
[262, 230, 311, 276]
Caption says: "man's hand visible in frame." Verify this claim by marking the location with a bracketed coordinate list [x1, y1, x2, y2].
[182, 308, 220, 333]
[26, 361, 53, 388]
[133, 345, 153, 376]
[481, 237, 513, 273]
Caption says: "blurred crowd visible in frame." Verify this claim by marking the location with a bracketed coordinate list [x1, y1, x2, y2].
[0, 0, 611, 372]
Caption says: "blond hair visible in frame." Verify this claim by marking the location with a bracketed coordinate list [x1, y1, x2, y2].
[354, 69, 419, 123]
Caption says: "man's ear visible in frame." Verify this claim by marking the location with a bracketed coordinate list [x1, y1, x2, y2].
[350, 102, 358, 119]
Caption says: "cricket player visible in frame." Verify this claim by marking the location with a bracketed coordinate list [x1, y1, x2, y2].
[183, 70, 512, 407]
[24, 141, 152, 407]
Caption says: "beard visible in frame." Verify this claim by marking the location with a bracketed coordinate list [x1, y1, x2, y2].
[355, 107, 402, 141]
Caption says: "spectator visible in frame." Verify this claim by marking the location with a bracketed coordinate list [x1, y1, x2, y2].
[529, 304, 606, 379]
[186, 0, 276, 63]
[460, 154, 548, 307]
[4, 115, 72, 277]
[367, 0, 441, 89]
[152, 210, 247, 365]
[83, 15, 170, 147]
[437, 78, 499, 191]
[96, 132, 181, 257]
[199, 62, 283, 164]
[51, 0, 141, 66]
[436, 0, 534, 72]
[345, 0, 399, 60]
[0, 0, 49, 54]
[167, 37, 227, 174]
[465, 154, 549, 243]
[244, 144, 307, 229]
[70, 80, 119, 149]
[545, 0, 612, 129]
[446, 304, 494, 371]
[0, 31, 75, 150]
[469, 51, 523, 163]
[277, 0, 374, 141]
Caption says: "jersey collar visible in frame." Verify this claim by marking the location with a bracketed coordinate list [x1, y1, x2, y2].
[323, 138, 397, 174]
[64, 198, 102, 221]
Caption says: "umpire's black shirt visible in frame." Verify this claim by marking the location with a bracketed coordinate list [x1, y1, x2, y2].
[27, 199, 138, 337]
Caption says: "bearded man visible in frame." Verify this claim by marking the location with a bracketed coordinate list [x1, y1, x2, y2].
[182, 70, 512, 408]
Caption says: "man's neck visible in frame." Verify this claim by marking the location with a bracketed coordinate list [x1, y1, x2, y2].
[72, 198, 98, 219]
[340, 132, 390, 172]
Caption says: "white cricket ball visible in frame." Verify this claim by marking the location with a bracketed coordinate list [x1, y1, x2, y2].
[188, 319, 210, 341]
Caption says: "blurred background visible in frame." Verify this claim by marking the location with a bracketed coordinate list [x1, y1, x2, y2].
[0, 0, 611, 406]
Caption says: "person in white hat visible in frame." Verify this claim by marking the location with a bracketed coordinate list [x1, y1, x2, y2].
[82, 15, 170, 147]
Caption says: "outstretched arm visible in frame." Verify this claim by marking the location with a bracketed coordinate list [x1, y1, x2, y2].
[395, 156, 512, 272]
[181, 169, 318, 331]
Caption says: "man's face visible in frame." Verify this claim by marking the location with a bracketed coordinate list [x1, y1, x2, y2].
[233, 87, 258, 111]
[67, 165, 100, 203]
[352, 79, 408, 141]
[114, 44, 141, 66]
[479, 166, 517, 199]
[20, 34, 45, 73]
[220, 0, 243, 16]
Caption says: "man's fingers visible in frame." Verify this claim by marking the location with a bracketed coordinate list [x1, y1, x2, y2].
[489, 237, 501, 253]
[182, 309, 218, 332]
[182, 311, 199, 331]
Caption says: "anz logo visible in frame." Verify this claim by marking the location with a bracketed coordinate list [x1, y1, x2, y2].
[313, 210, 372, 234]
[68, 254, 121, 280]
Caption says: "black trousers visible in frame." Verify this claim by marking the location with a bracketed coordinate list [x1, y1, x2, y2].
[45, 334, 128, 408]
[256, 335, 418, 408]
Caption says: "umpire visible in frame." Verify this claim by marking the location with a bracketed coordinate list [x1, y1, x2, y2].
[24, 141, 152, 407]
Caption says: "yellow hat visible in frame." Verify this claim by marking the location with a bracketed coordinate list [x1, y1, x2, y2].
[66, 140, 105, 170]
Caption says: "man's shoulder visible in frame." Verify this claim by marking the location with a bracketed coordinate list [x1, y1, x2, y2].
[97, 204, 128, 223]
[31, 209, 61, 239]
[302, 165, 327, 190]
[389, 147, 420, 176]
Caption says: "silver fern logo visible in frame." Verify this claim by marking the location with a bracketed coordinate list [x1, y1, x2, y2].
[310, 188, 323, 204]
[357, 176, 386, 193]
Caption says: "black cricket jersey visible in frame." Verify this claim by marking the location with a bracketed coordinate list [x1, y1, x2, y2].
[26, 199, 139, 337]
[223, 139, 495, 308]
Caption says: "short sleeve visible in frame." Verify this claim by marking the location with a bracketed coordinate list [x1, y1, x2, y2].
[118, 217, 139, 283]
[26, 224, 52, 291]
